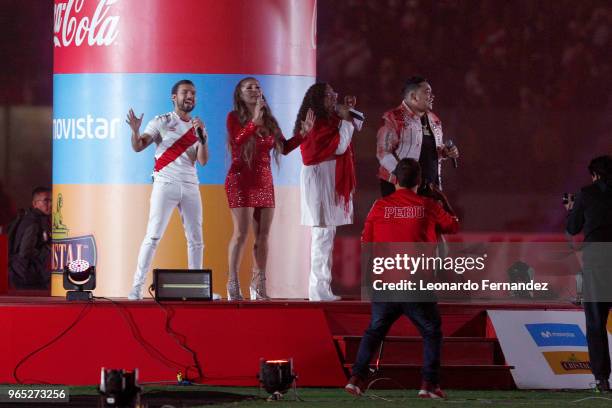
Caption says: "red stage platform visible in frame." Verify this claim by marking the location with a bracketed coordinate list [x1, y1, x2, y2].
[0, 297, 580, 389]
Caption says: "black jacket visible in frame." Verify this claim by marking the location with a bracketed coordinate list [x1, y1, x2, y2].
[567, 179, 612, 242]
[8, 208, 51, 288]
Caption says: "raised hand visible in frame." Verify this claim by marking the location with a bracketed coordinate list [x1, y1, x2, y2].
[126, 108, 143, 134]
[127, 108, 153, 152]
[301, 108, 315, 136]
[344, 95, 356, 108]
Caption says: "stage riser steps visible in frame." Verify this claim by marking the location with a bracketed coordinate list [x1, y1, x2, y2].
[336, 336, 500, 365]
[344, 364, 515, 390]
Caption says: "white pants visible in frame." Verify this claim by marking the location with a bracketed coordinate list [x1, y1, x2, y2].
[300, 161, 353, 226]
[309, 226, 336, 300]
[131, 180, 204, 289]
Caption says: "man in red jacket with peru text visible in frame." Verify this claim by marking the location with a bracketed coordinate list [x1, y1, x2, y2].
[346, 158, 458, 399]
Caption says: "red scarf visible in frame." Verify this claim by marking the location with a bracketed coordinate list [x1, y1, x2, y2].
[300, 117, 356, 212]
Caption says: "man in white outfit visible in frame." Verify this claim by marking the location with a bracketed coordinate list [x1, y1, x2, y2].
[297, 83, 362, 301]
[125, 79, 209, 300]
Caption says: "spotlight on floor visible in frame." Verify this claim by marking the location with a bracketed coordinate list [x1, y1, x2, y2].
[258, 358, 297, 400]
[63, 259, 96, 301]
[99, 367, 141, 407]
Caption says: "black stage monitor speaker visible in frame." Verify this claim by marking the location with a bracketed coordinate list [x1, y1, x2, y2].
[153, 269, 213, 301]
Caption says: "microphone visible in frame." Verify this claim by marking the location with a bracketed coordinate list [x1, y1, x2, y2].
[193, 120, 206, 144]
[348, 108, 365, 121]
[444, 139, 458, 168]
[335, 105, 365, 121]
[196, 127, 205, 143]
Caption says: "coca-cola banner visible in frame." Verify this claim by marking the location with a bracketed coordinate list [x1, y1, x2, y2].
[52, 0, 316, 299]
[53, 0, 316, 75]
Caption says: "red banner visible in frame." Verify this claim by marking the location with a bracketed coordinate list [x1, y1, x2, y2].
[53, 0, 317, 75]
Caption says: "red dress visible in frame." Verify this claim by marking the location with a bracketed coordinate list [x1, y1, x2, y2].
[225, 111, 303, 208]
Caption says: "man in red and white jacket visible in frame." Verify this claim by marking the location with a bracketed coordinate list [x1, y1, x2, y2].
[346, 158, 458, 399]
[376, 76, 459, 197]
[125, 79, 209, 300]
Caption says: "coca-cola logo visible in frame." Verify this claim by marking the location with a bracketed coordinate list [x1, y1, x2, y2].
[54, 0, 120, 48]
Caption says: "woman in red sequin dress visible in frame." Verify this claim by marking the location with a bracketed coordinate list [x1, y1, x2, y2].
[225, 77, 314, 300]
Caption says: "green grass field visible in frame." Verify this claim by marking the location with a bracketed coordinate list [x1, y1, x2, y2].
[61, 385, 612, 407]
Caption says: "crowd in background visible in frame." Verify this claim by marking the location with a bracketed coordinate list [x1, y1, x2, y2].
[317, 0, 611, 232]
[318, 0, 611, 110]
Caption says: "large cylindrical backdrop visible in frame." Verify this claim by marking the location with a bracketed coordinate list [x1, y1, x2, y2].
[52, 0, 316, 297]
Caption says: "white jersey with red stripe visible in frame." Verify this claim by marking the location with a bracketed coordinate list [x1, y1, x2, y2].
[144, 111, 200, 185]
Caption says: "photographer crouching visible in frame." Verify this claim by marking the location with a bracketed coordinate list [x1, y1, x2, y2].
[565, 155, 612, 393]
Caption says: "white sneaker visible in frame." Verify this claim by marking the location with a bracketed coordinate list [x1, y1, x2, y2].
[345, 383, 362, 396]
[212, 293, 221, 301]
[344, 375, 365, 396]
[128, 285, 143, 300]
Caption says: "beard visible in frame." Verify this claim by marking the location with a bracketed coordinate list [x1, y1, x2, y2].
[178, 100, 195, 112]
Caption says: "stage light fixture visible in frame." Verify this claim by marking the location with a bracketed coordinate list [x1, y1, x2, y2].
[153, 269, 213, 300]
[99, 367, 141, 407]
[258, 358, 297, 400]
[63, 259, 96, 301]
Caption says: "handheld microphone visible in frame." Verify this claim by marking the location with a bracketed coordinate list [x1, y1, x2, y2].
[193, 119, 206, 144]
[335, 104, 365, 121]
[348, 108, 365, 121]
[259, 94, 269, 113]
[444, 139, 458, 168]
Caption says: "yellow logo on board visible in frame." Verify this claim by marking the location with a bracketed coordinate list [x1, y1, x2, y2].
[542, 351, 591, 375]
[50, 192, 97, 273]
[52, 193, 69, 239]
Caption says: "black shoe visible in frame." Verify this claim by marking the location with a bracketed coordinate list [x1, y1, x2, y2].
[595, 379, 610, 393]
